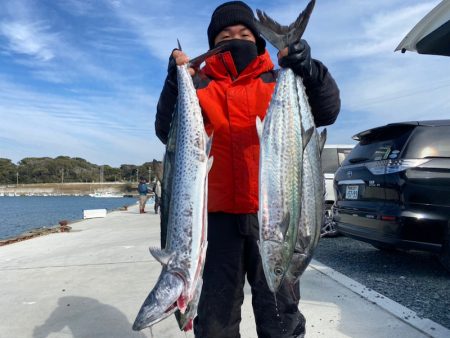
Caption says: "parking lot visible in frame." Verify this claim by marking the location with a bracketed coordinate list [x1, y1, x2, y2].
[314, 235, 450, 330]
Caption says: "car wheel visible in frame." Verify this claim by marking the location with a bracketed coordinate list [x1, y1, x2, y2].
[438, 223, 450, 272]
[321, 209, 340, 238]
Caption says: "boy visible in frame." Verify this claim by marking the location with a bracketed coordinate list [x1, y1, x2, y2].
[155, 2, 340, 337]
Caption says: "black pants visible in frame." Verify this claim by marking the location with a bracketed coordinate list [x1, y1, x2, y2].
[194, 213, 305, 338]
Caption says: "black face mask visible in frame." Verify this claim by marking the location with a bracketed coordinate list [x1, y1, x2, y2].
[216, 39, 258, 74]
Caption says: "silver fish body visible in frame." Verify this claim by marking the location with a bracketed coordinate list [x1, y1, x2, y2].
[133, 64, 212, 331]
[255, 0, 319, 294]
[257, 68, 306, 293]
[284, 78, 325, 289]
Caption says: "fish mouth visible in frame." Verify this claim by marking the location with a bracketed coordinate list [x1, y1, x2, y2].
[132, 272, 184, 331]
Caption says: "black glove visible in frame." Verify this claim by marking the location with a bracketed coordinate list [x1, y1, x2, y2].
[279, 39, 318, 82]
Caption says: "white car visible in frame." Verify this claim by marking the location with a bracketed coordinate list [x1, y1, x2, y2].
[321, 144, 355, 237]
[395, 0, 449, 57]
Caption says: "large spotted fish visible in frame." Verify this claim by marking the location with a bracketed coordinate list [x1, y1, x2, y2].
[284, 78, 326, 292]
[133, 63, 213, 332]
[255, 0, 318, 293]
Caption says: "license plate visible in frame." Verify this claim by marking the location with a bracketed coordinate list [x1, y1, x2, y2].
[345, 185, 359, 200]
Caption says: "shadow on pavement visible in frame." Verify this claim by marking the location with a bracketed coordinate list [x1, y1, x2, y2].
[33, 296, 146, 338]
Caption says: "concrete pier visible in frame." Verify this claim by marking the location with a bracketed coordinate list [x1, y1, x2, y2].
[0, 205, 448, 338]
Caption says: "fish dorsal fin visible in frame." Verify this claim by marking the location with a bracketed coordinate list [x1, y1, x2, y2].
[255, 0, 316, 50]
[256, 116, 265, 140]
[319, 128, 327, 154]
[280, 212, 291, 239]
[149, 247, 175, 266]
[302, 126, 315, 150]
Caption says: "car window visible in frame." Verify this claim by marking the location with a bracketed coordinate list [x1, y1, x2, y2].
[321, 148, 339, 174]
[343, 126, 414, 165]
[402, 126, 450, 158]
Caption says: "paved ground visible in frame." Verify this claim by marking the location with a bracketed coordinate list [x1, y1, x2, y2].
[0, 205, 448, 338]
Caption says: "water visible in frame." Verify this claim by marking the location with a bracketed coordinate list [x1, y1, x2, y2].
[0, 196, 139, 240]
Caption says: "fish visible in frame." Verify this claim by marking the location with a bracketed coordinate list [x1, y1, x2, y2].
[255, 0, 318, 293]
[132, 63, 213, 332]
[160, 41, 224, 250]
[256, 68, 311, 294]
[284, 78, 326, 291]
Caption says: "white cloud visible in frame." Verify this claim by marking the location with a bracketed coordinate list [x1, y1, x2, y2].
[108, 0, 214, 61]
[0, 21, 57, 61]
[0, 76, 162, 166]
[0, 0, 448, 164]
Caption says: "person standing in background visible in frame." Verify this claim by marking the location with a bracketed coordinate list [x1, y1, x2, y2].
[137, 177, 149, 214]
[153, 180, 161, 214]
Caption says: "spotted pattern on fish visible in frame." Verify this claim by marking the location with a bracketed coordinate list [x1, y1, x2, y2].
[257, 68, 304, 293]
[284, 77, 325, 287]
[133, 64, 211, 331]
[165, 65, 210, 297]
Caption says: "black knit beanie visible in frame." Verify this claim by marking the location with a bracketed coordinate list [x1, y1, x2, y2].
[207, 1, 266, 54]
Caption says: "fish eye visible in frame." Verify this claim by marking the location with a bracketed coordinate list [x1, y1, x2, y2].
[274, 267, 283, 276]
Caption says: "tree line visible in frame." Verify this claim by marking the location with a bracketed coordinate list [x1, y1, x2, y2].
[0, 156, 162, 185]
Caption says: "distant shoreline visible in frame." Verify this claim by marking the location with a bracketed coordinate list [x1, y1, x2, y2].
[0, 182, 137, 196]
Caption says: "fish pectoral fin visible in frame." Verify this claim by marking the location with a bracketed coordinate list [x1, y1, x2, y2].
[302, 126, 315, 150]
[319, 128, 327, 155]
[205, 131, 213, 156]
[207, 157, 214, 172]
[280, 212, 291, 239]
[256, 116, 265, 140]
[149, 247, 175, 266]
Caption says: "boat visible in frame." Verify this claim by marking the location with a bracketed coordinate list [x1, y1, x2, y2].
[88, 191, 123, 198]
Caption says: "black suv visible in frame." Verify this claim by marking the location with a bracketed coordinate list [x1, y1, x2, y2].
[333, 120, 450, 270]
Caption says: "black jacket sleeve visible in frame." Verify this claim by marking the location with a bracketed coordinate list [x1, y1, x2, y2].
[155, 54, 178, 144]
[155, 76, 178, 144]
[303, 59, 341, 127]
[278, 39, 340, 127]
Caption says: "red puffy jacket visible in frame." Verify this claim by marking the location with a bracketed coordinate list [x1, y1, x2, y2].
[155, 49, 340, 214]
[197, 50, 275, 213]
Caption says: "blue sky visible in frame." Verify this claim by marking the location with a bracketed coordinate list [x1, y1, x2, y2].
[0, 0, 448, 166]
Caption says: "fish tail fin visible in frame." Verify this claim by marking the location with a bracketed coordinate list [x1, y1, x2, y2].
[255, 0, 316, 50]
